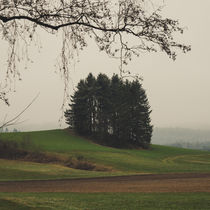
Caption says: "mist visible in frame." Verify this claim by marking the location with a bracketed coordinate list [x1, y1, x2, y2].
[0, 0, 210, 132]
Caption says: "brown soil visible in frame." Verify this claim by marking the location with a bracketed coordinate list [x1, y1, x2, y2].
[1, 173, 210, 193]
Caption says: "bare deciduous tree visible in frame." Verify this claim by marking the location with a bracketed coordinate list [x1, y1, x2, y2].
[0, 0, 191, 104]
[0, 93, 39, 130]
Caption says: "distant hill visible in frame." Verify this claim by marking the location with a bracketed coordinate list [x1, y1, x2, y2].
[152, 127, 210, 150]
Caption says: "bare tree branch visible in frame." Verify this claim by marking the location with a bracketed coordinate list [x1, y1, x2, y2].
[0, 0, 191, 104]
[0, 93, 40, 129]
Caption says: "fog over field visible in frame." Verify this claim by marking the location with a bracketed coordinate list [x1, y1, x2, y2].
[0, 0, 210, 132]
[152, 127, 210, 143]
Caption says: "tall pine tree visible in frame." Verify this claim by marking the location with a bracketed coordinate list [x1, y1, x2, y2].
[65, 73, 153, 149]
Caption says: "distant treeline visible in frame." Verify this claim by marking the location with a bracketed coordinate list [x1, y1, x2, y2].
[169, 141, 210, 151]
[0, 128, 19, 133]
[152, 128, 210, 151]
[65, 73, 153, 149]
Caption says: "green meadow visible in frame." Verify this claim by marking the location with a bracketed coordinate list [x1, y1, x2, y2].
[0, 129, 210, 181]
[0, 192, 210, 210]
[1, 129, 210, 209]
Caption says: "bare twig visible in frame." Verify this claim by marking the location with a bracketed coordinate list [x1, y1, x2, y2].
[0, 0, 190, 105]
[0, 92, 40, 129]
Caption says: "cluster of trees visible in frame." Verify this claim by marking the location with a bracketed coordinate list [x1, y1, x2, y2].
[0, 128, 19, 133]
[65, 73, 153, 149]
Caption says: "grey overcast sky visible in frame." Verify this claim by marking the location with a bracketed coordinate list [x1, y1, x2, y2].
[0, 0, 210, 131]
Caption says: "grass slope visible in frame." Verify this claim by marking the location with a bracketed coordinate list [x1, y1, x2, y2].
[0, 192, 210, 210]
[0, 129, 210, 181]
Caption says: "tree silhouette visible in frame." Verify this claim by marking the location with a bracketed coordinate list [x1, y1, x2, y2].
[65, 73, 153, 148]
[0, 0, 191, 104]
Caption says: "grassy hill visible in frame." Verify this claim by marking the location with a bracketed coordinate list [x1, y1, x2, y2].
[0, 129, 210, 181]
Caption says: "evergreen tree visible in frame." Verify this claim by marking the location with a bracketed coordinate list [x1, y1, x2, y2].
[95, 74, 111, 140]
[65, 79, 90, 135]
[109, 75, 124, 144]
[127, 80, 152, 148]
[65, 73, 153, 149]
[85, 73, 97, 134]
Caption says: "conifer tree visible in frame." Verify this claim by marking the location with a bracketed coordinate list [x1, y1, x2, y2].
[65, 79, 89, 134]
[65, 73, 153, 149]
[95, 74, 111, 139]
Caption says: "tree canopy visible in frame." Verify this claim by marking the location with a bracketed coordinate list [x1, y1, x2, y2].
[0, 0, 190, 104]
[65, 73, 153, 149]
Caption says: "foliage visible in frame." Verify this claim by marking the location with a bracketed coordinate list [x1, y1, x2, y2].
[65, 73, 153, 148]
[0, 0, 191, 104]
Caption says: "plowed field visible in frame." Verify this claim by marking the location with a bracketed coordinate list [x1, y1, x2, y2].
[1, 173, 210, 193]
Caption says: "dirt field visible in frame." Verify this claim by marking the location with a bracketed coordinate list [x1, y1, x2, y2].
[0, 173, 210, 193]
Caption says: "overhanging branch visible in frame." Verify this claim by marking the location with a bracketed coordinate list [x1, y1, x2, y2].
[0, 15, 126, 32]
